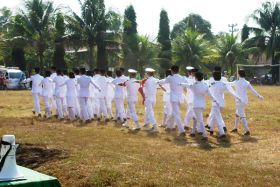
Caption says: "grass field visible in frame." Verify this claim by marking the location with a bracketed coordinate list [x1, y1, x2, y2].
[0, 86, 279, 187]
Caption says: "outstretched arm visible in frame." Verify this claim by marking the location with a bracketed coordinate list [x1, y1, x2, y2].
[226, 86, 242, 101]
[138, 87, 145, 105]
[248, 84, 264, 100]
[206, 88, 220, 107]
[90, 80, 101, 91]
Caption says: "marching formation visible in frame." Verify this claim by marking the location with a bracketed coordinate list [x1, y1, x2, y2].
[25, 65, 264, 140]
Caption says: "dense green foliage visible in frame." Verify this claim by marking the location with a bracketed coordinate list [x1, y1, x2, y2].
[0, 0, 279, 81]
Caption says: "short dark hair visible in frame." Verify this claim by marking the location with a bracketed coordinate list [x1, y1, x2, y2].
[86, 70, 93, 77]
[213, 71, 221, 81]
[51, 66, 56, 71]
[107, 71, 113, 77]
[69, 72, 75, 78]
[80, 68, 86, 75]
[63, 70, 68, 75]
[56, 69, 62, 75]
[93, 68, 100, 74]
[34, 67, 40, 74]
[238, 69, 246, 77]
[120, 67, 125, 73]
[116, 70, 122, 77]
[195, 72, 203, 81]
[100, 69, 105, 75]
[165, 69, 172, 77]
[171, 65, 179, 73]
[73, 68, 80, 75]
[214, 66, 222, 72]
[45, 70, 51, 77]
[191, 68, 198, 73]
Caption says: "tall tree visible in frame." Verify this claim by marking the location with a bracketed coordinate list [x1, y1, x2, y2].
[246, 1, 280, 82]
[53, 12, 66, 70]
[19, 0, 55, 69]
[123, 5, 138, 69]
[66, 0, 106, 69]
[171, 13, 213, 40]
[157, 9, 171, 77]
[241, 24, 250, 42]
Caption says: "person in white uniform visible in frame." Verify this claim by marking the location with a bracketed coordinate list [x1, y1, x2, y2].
[121, 69, 141, 130]
[96, 69, 109, 122]
[53, 69, 66, 120]
[183, 67, 197, 134]
[74, 69, 81, 119]
[50, 66, 57, 115]
[112, 69, 127, 123]
[78, 68, 101, 123]
[180, 72, 219, 140]
[230, 69, 264, 135]
[62, 70, 69, 117]
[105, 71, 115, 119]
[139, 68, 161, 133]
[25, 67, 44, 117]
[160, 69, 175, 130]
[207, 71, 241, 138]
[92, 69, 101, 118]
[61, 72, 78, 121]
[158, 65, 186, 136]
[41, 71, 53, 118]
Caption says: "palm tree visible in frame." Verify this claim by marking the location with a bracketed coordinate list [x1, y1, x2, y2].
[18, 0, 56, 69]
[66, 0, 107, 69]
[245, 1, 280, 82]
[172, 29, 212, 72]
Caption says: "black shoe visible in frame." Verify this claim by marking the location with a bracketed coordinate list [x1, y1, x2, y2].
[105, 118, 110, 122]
[218, 134, 226, 139]
[111, 117, 114, 120]
[209, 131, 214, 135]
[184, 126, 189, 131]
[97, 118, 101, 122]
[85, 119, 91, 123]
[223, 127, 227, 132]
[32, 111, 35, 115]
[38, 113, 42, 118]
[179, 132, 186, 137]
[94, 114, 97, 118]
[201, 137, 208, 141]
[231, 129, 238, 133]
[117, 117, 121, 121]
[244, 131, 250, 136]
[165, 128, 172, 132]
[205, 125, 210, 129]
[197, 132, 203, 136]
[189, 133, 195, 137]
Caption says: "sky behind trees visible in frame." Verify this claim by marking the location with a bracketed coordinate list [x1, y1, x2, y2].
[0, 0, 274, 38]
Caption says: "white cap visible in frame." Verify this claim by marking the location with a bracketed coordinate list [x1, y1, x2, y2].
[145, 68, 155, 72]
[128, 69, 137, 73]
[186, 66, 194, 70]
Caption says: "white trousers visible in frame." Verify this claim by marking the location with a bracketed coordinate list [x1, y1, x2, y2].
[171, 102, 185, 133]
[87, 98, 94, 119]
[98, 98, 108, 118]
[114, 98, 125, 121]
[193, 108, 207, 137]
[68, 107, 76, 121]
[74, 97, 81, 118]
[105, 97, 113, 118]
[51, 95, 57, 113]
[55, 96, 64, 119]
[235, 102, 249, 131]
[32, 93, 41, 114]
[164, 101, 175, 128]
[209, 106, 225, 135]
[184, 104, 196, 127]
[93, 97, 100, 116]
[144, 100, 156, 125]
[80, 97, 90, 122]
[43, 96, 51, 118]
[128, 101, 138, 122]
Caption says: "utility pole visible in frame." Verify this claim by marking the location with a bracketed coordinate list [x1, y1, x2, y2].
[228, 23, 238, 37]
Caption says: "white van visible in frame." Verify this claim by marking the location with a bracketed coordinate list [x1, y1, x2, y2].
[1, 67, 28, 89]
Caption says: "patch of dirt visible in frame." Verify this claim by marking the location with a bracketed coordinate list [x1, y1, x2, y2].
[16, 143, 69, 169]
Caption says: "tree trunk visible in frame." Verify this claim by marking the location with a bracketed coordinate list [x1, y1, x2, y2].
[97, 42, 107, 70]
[88, 45, 94, 70]
[12, 48, 26, 71]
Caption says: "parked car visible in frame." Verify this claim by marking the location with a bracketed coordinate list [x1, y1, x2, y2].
[0, 67, 29, 89]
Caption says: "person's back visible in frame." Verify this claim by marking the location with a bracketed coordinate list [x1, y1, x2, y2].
[191, 81, 209, 109]
[97, 75, 108, 98]
[209, 81, 227, 107]
[31, 74, 43, 94]
[78, 75, 91, 97]
[144, 76, 158, 102]
[234, 78, 250, 104]
[66, 78, 77, 97]
[53, 75, 65, 97]
[126, 78, 140, 102]
[42, 77, 53, 97]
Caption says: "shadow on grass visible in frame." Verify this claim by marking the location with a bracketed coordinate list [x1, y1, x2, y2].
[16, 143, 69, 169]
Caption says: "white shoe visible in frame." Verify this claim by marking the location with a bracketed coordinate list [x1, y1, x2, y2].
[122, 123, 129, 128]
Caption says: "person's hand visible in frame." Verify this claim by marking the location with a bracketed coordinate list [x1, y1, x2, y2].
[142, 98, 145, 105]
[258, 95, 264, 100]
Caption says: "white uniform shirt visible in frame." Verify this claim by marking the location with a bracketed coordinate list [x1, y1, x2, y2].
[78, 75, 100, 98]
[209, 81, 239, 107]
[233, 78, 261, 104]
[93, 74, 101, 98]
[96, 75, 108, 99]
[53, 76, 65, 97]
[183, 81, 216, 109]
[64, 78, 78, 97]
[41, 77, 53, 97]
[126, 78, 140, 102]
[163, 83, 171, 102]
[159, 74, 186, 102]
[27, 74, 44, 94]
[50, 72, 57, 95]
[106, 77, 115, 99]
[143, 76, 159, 102]
[112, 77, 126, 99]
[185, 76, 195, 104]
